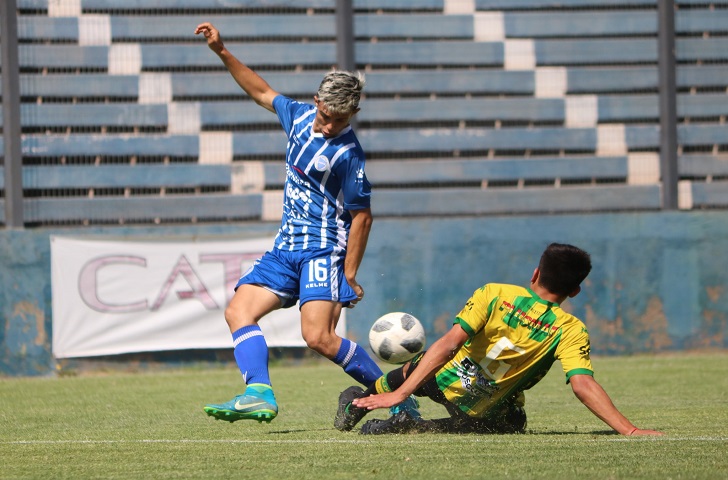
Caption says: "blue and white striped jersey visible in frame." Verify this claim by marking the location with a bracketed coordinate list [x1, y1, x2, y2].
[271, 95, 372, 252]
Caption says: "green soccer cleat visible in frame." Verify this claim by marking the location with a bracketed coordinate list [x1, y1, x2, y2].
[203, 383, 278, 423]
[389, 395, 421, 420]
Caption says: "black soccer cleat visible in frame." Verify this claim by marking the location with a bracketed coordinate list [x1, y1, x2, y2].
[359, 410, 423, 435]
[334, 386, 368, 431]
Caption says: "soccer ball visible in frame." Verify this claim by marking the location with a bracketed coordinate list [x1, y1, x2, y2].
[368, 312, 426, 364]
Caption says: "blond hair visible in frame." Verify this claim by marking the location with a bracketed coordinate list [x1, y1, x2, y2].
[316, 70, 365, 115]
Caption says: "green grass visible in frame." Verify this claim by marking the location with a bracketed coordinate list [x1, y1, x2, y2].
[1, 352, 727, 479]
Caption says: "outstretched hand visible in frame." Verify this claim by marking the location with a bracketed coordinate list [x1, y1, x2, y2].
[352, 391, 404, 411]
[194, 22, 224, 55]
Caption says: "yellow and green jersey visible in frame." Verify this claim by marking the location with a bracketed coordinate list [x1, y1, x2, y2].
[436, 282, 593, 418]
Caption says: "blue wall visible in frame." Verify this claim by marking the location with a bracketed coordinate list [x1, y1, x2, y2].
[2, 211, 727, 376]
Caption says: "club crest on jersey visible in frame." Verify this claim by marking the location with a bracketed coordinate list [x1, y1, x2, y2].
[314, 155, 330, 172]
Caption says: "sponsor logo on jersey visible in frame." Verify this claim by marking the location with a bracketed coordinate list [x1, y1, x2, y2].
[285, 183, 313, 221]
[286, 164, 312, 188]
[455, 357, 498, 398]
[500, 300, 559, 337]
[579, 340, 591, 358]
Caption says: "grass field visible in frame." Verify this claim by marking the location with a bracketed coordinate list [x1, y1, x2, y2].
[1, 352, 727, 479]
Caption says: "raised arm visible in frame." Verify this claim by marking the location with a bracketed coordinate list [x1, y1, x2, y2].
[569, 374, 663, 436]
[194, 22, 279, 112]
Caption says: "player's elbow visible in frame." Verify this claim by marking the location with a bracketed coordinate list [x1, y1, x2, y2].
[351, 208, 373, 226]
[569, 374, 595, 402]
[361, 214, 372, 233]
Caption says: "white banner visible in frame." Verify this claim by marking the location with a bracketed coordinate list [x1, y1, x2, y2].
[50, 236, 345, 358]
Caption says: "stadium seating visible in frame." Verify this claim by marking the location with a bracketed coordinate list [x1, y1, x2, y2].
[9, 93, 725, 128]
[2, 0, 727, 225]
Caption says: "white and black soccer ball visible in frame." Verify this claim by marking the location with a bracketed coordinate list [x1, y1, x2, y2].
[368, 312, 426, 364]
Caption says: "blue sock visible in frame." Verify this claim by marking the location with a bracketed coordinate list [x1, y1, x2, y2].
[333, 338, 383, 387]
[232, 325, 271, 387]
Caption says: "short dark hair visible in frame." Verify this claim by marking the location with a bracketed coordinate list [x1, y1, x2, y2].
[537, 243, 592, 297]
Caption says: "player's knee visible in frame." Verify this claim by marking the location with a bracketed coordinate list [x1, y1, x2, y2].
[303, 334, 326, 353]
[302, 331, 336, 357]
[223, 305, 243, 330]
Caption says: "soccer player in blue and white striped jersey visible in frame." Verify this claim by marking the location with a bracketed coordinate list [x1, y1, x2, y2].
[195, 22, 419, 424]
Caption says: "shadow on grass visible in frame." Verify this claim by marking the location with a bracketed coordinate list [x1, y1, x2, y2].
[266, 428, 335, 434]
[531, 429, 619, 436]
[263, 427, 621, 436]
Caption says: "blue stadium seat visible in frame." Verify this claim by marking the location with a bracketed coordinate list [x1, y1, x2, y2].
[17, 104, 168, 128]
[360, 98, 564, 123]
[595, 94, 728, 122]
[678, 94, 728, 119]
[678, 125, 728, 147]
[567, 65, 728, 94]
[172, 70, 535, 97]
[201, 98, 587, 128]
[625, 124, 728, 151]
[15, 157, 629, 193]
[18, 45, 109, 69]
[7, 0, 727, 224]
[689, 182, 728, 209]
[567, 67, 658, 93]
[374, 185, 661, 216]
[677, 65, 728, 89]
[110, 15, 334, 40]
[476, 0, 658, 9]
[16, 0, 446, 11]
[105, 14, 474, 41]
[18, 16, 77, 41]
[16, 0, 336, 10]
[37, 9, 728, 43]
[142, 43, 335, 69]
[199, 103, 275, 126]
[677, 9, 728, 34]
[22, 194, 263, 223]
[19, 74, 139, 98]
[356, 41, 503, 67]
[477, 0, 728, 10]
[366, 157, 628, 185]
[356, 14, 472, 38]
[364, 70, 534, 95]
[22, 164, 231, 189]
[538, 37, 728, 66]
[677, 38, 728, 62]
[21, 133, 201, 157]
[360, 127, 596, 153]
[504, 11, 656, 38]
[535, 39, 657, 65]
[677, 0, 728, 5]
[17, 126, 601, 159]
[679, 155, 728, 177]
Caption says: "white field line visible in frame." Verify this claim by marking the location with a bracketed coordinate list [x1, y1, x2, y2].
[2, 436, 727, 445]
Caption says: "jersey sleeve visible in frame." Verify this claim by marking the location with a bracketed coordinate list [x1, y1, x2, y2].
[334, 146, 371, 211]
[555, 320, 594, 383]
[453, 284, 495, 337]
[272, 95, 300, 134]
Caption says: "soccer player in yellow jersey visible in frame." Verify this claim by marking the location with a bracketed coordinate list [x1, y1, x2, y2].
[335, 243, 664, 436]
